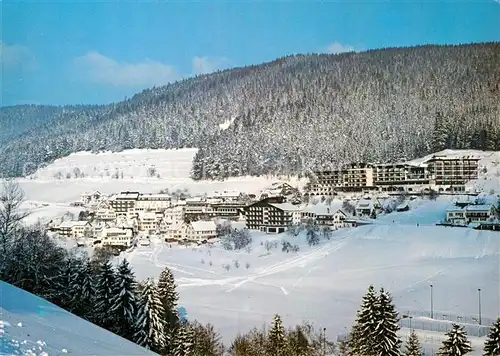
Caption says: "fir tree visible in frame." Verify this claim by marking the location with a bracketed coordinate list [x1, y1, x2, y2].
[437, 324, 472, 356]
[190, 322, 224, 356]
[158, 267, 180, 352]
[349, 285, 378, 355]
[267, 314, 287, 355]
[483, 318, 500, 356]
[69, 258, 95, 320]
[55, 257, 80, 310]
[286, 325, 313, 356]
[110, 259, 138, 341]
[174, 321, 195, 356]
[134, 278, 166, 352]
[93, 260, 117, 330]
[372, 288, 401, 356]
[405, 330, 422, 356]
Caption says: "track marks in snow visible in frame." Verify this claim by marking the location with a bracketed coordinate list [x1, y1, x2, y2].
[225, 237, 350, 293]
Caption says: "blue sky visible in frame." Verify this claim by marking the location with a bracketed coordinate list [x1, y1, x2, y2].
[2, 0, 499, 107]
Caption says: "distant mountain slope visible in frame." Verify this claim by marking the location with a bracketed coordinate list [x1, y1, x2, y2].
[0, 281, 156, 355]
[1, 43, 499, 178]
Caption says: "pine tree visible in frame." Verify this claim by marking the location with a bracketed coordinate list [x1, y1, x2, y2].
[134, 278, 166, 352]
[174, 321, 195, 356]
[69, 258, 95, 320]
[405, 330, 422, 356]
[55, 257, 79, 310]
[267, 314, 287, 355]
[349, 285, 378, 355]
[158, 267, 180, 352]
[285, 325, 313, 356]
[484, 318, 500, 356]
[93, 260, 117, 330]
[110, 259, 138, 341]
[371, 288, 401, 356]
[437, 323, 472, 356]
[190, 322, 224, 356]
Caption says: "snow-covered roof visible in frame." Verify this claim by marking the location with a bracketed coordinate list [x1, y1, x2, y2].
[302, 202, 343, 215]
[104, 227, 132, 235]
[116, 192, 140, 199]
[190, 221, 216, 232]
[446, 208, 465, 213]
[211, 191, 241, 197]
[268, 203, 301, 211]
[465, 204, 495, 212]
[57, 221, 75, 228]
[138, 193, 171, 200]
[57, 221, 89, 228]
[356, 199, 374, 209]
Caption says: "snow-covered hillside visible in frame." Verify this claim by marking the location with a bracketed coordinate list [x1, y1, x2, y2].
[0, 281, 156, 356]
[124, 222, 499, 355]
[28, 148, 199, 180]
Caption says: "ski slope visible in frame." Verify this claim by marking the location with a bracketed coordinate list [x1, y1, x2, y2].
[0, 281, 156, 356]
[124, 223, 499, 355]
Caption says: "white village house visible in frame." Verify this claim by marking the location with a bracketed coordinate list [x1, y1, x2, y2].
[165, 220, 217, 243]
[100, 227, 134, 247]
[55, 221, 92, 239]
[446, 204, 498, 225]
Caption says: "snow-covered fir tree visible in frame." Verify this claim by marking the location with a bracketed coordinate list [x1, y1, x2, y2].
[190, 322, 225, 356]
[93, 260, 117, 329]
[285, 325, 314, 356]
[158, 266, 179, 352]
[174, 321, 195, 356]
[55, 257, 80, 310]
[349, 285, 378, 355]
[371, 288, 401, 356]
[110, 259, 138, 341]
[483, 318, 500, 356]
[405, 330, 422, 356]
[134, 278, 166, 352]
[69, 258, 95, 319]
[267, 314, 287, 355]
[437, 323, 472, 356]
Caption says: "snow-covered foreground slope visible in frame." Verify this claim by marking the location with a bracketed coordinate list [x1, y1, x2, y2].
[0, 281, 156, 356]
[125, 224, 499, 354]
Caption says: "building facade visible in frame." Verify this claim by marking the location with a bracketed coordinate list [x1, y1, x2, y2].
[244, 197, 300, 234]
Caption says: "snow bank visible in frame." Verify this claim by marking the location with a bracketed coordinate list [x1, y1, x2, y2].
[0, 281, 156, 355]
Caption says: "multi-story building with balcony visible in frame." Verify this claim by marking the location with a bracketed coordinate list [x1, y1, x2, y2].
[373, 163, 431, 192]
[135, 194, 172, 212]
[244, 197, 301, 234]
[309, 154, 481, 195]
[342, 163, 375, 190]
[426, 155, 480, 191]
[109, 191, 140, 216]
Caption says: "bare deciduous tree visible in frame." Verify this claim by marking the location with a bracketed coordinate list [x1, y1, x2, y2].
[0, 180, 29, 255]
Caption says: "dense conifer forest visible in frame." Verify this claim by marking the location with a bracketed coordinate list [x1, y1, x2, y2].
[1, 43, 499, 178]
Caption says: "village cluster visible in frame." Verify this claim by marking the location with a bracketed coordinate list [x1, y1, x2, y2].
[47, 153, 500, 248]
[47, 182, 366, 249]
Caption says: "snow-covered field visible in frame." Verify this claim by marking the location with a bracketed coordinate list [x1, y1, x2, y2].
[121, 222, 498, 355]
[0, 282, 155, 355]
